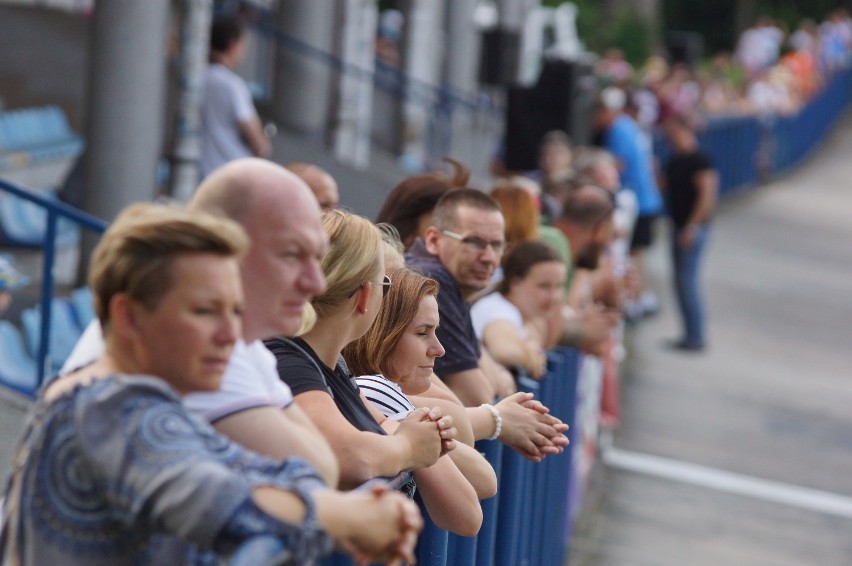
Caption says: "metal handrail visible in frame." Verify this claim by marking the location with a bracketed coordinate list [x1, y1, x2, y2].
[232, 0, 501, 116]
[0, 177, 107, 393]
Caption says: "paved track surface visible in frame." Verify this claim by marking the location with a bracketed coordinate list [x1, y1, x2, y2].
[569, 111, 852, 566]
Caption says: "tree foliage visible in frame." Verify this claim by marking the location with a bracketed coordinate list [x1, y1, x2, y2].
[664, 0, 849, 55]
[546, 0, 849, 63]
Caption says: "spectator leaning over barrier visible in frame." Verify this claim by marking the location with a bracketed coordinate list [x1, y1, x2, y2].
[593, 87, 664, 320]
[199, 16, 271, 179]
[661, 117, 719, 352]
[62, 159, 342, 485]
[490, 179, 572, 285]
[470, 241, 566, 380]
[573, 147, 639, 310]
[552, 184, 621, 358]
[263, 210, 485, 536]
[2, 203, 422, 566]
[406, 188, 569, 463]
[345, 266, 499, 520]
[286, 162, 340, 211]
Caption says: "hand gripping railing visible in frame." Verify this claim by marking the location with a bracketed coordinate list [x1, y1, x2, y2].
[317, 348, 584, 566]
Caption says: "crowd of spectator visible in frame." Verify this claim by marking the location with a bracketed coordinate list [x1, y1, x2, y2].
[594, 9, 852, 121]
[6, 7, 851, 564]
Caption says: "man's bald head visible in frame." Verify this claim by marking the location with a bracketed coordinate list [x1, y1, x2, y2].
[560, 184, 615, 228]
[191, 158, 310, 222]
[189, 158, 327, 341]
[285, 162, 339, 211]
[558, 184, 615, 271]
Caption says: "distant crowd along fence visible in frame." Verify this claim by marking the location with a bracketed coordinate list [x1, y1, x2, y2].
[655, 65, 852, 198]
[320, 348, 605, 566]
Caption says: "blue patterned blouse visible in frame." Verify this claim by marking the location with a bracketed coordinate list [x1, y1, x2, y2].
[0, 375, 333, 565]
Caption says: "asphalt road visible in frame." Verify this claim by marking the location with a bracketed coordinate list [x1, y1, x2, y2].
[568, 111, 852, 566]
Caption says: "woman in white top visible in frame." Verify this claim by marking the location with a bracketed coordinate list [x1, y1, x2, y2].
[471, 241, 567, 380]
[346, 266, 498, 505]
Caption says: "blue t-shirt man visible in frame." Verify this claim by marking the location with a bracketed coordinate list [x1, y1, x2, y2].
[603, 114, 663, 217]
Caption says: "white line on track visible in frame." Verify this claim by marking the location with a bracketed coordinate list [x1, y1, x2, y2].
[602, 446, 852, 519]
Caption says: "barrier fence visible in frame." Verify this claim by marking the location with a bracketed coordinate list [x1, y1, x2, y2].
[656, 66, 852, 198]
[319, 347, 596, 566]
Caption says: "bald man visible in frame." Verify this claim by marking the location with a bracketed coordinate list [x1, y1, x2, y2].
[62, 158, 339, 484]
[286, 162, 339, 211]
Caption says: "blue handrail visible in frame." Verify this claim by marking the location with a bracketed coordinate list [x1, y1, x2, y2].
[655, 66, 852, 197]
[316, 349, 583, 566]
[0, 177, 107, 394]
[229, 0, 500, 116]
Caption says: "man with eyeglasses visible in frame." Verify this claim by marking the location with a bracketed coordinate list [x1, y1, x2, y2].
[406, 189, 569, 463]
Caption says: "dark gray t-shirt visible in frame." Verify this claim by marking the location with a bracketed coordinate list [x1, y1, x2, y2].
[405, 239, 481, 379]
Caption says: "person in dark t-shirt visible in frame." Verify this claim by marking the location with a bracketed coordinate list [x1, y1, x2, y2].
[264, 209, 449, 492]
[662, 117, 719, 351]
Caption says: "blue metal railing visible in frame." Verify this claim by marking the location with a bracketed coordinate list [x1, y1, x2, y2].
[655, 66, 852, 197]
[319, 348, 586, 566]
[0, 177, 107, 394]
[225, 0, 503, 172]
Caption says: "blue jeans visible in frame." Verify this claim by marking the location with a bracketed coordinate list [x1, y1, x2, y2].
[671, 225, 709, 346]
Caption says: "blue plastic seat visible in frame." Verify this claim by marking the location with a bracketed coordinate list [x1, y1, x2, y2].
[21, 298, 83, 374]
[0, 191, 80, 248]
[0, 320, 38, 393]
[70, 286, 94, 329]
[0, 106, 85, 172]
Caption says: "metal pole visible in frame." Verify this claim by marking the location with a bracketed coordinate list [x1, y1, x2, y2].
[271, 0, 335, 139]
[82, 0, 170, 220]
[397, 0, 446, 170]
[332, 0, 377, 169]
[444, 0, 478, 95]
[168, 0, 214, 203]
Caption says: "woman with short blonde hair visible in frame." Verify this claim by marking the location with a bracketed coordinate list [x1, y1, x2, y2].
[1, 203, 422, 566]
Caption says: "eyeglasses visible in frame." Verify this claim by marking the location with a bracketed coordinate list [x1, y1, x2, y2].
[349, 274, 393, 298]
[440, 229, 508, 255]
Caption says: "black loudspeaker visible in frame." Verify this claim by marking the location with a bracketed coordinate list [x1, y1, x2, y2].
[479, 29, 521, 86]
[504, 86, 544, 171]
[666, 31, 703, 69]
[503, 59, 596, 171]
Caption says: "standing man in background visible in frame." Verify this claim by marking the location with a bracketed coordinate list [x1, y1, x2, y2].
[661, 117, 718, 352]
[199, 16, 271, 178]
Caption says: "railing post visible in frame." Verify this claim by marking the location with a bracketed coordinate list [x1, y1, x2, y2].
[475, 437, 503, 566]
[36, 208, 58, 386]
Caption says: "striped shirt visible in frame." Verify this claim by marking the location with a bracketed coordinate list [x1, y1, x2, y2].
[355, 374, 416, 421]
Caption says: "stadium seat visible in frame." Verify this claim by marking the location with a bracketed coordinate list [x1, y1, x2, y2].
[69, 286, 94, 329]
[0, 190, 80, 247]
[0, 320, 38, 392]
[21, 297, 83, 374]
